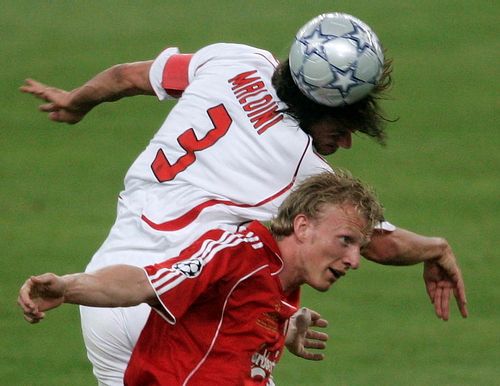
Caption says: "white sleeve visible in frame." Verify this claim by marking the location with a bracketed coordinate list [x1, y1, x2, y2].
[149, 47, 180, 101]
[375, 220, 396, 232]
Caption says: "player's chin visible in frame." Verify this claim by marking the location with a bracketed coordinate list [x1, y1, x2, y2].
[316, 144, 338, 156]
[311, 280, 333, 292]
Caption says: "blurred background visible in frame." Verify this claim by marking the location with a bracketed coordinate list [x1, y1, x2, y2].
[1, 1, 498, 385]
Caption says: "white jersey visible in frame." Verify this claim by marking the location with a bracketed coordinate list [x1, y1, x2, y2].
[117, 43, 331, 260]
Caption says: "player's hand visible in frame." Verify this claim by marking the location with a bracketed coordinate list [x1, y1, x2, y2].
[423, 245, 468, 321]
[20, 79, 89, 124]
[17, 273, 66, 323]
[285, 307, 329, 361]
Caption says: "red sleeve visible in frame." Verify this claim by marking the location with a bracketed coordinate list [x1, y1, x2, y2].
[162, 54, 193, 98]
[144, 229, 251, 323]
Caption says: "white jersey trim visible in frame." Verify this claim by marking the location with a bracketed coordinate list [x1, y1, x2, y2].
[149, 47, 180, 101]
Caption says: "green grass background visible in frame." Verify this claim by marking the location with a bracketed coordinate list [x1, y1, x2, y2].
[1, 1, 498, 385]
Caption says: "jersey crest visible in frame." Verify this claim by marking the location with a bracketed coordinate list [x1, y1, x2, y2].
[172, 258, 203, 278]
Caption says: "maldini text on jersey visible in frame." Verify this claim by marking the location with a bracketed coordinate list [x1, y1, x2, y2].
[228, 70, 284, 135]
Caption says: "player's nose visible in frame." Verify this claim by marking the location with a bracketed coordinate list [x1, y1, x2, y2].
[337, 131, 352, 149]
[344, 247, 360, 270]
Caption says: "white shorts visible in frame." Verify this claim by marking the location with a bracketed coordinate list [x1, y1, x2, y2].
[80, 305, 150, 386]
[81, 195, 173, 386]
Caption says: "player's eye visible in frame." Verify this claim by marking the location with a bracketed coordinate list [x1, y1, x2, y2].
[339, 236, 353, 246]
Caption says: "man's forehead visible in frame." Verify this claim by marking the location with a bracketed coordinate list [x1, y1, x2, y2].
[319, 203, 370, 234]
[320, 202, 364, 221]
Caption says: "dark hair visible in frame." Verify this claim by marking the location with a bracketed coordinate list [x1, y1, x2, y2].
[271, 57, 394, 145]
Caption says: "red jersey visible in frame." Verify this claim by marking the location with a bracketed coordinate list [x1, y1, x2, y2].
[124, 221, 299, 386]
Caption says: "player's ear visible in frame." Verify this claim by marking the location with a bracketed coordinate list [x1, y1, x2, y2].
[293, 214, 311, 242]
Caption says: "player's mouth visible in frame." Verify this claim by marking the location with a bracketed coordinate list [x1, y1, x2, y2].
[328, 268, 344, 280]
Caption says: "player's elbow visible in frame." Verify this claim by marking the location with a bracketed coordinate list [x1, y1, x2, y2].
[362, 230, 404, 265]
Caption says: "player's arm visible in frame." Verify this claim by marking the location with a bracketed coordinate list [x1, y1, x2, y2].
[362, 227, 468, 320]
[18, 265, 158, 324]
[19, 61, 154, 124]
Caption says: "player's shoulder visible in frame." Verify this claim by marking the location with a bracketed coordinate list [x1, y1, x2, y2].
[196, 42, 272, 57]
[193, 43, 279, 69]
[179, 227, 266, 277]
[200, 225, 266, 257]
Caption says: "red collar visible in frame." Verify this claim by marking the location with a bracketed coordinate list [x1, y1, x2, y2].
[244, 221, 284, 276]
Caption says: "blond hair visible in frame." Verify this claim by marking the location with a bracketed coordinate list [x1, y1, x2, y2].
[270, 170, 383, 238]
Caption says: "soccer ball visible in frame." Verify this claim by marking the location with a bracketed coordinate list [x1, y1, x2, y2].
[289, 13, 384, 107]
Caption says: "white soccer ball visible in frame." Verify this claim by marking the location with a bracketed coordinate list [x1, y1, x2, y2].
[289, 13, 384, 107]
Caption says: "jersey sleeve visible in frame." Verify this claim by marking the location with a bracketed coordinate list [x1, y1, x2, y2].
[149, 43, 277, 101]
[375, 220, 396, 232]
[143, 229, 261, 324]
[149, 47, 193, 100]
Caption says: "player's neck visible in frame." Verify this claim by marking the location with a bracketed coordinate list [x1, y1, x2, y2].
[276, 238, 304, 294]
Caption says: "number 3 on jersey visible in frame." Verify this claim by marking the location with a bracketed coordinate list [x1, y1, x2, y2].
[151, 104, 232, 182]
